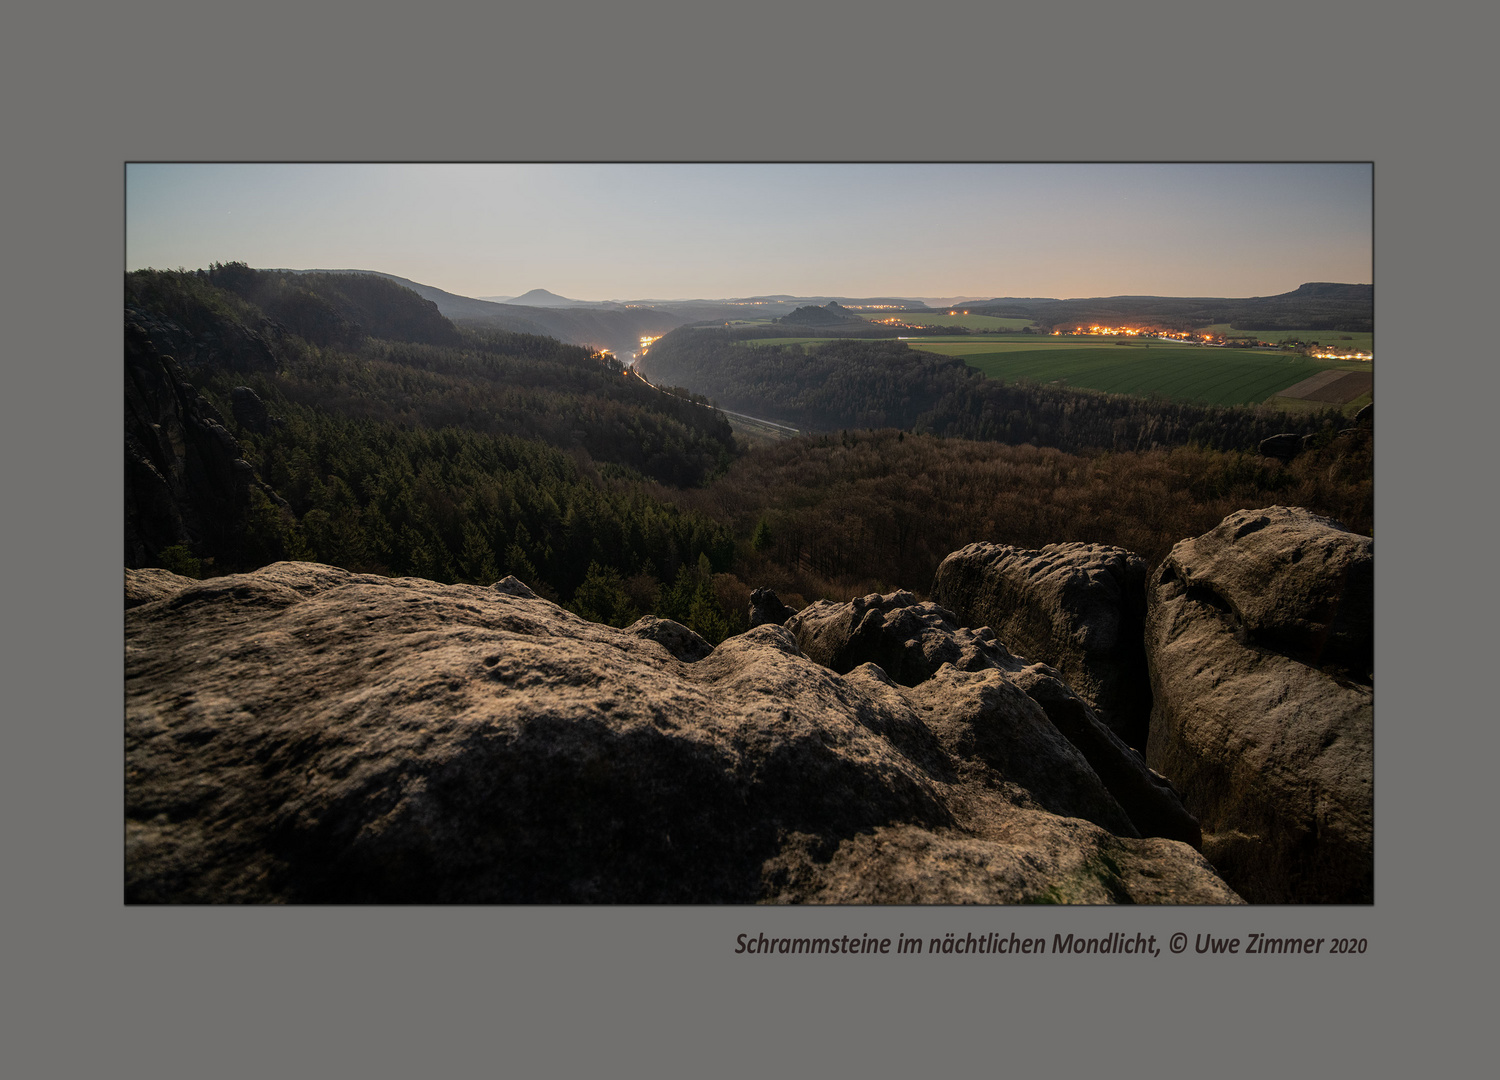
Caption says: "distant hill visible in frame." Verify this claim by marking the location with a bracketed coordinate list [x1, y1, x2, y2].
[775, 301, 869, 328]
[299, 271, 688, 354]
[970, 283, 1372, 332]
[503, 288, 587, 308]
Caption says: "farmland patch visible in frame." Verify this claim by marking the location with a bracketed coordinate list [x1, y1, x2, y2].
[1278, 370, 1374, 404]
[910, 343, 1351, 407]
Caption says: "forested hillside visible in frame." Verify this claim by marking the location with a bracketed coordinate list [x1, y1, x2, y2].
[655, 427, 1372, 619]
[354, 271, 690, 354]
[125, 266, 1371, 648]
[125, 268, 741, 637]
[638, 328, 1350, 453]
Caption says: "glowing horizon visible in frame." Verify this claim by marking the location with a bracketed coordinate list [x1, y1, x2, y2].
[126, 163, 1372, 302]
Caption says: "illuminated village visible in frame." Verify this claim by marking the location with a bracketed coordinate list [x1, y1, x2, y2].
[1061, 324, 1372, 360]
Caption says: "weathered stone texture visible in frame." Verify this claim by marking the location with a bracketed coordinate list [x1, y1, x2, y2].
[126, 563, 1237, 904]
[931, 543, 1152, 749]
[788, 591, 1199, 849]
[1145, 507, 1373, 903]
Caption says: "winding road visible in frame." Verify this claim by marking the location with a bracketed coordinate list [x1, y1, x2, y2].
[627, 365, 800, 436]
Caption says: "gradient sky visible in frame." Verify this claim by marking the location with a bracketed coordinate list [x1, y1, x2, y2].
[126, 163, 1371, 301]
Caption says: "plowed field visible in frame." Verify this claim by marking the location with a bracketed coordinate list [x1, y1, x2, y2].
[1276, 369, 1373, 404]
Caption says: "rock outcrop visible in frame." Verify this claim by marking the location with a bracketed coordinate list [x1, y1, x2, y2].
[931, 543, 1152, 749]
[126, 303, 281, 376]
[623, 614, 714, 662]
[125, 567, 199, 609]
[230, 385, 275, 434]
[1144, 507, 1373, 903]
[747, 587, 798, 629]
[1259, 433, 1304, 460]
[787, 591, 1200, 848]
[125, 322, 258, 569]
[125, 563, 1238, 904]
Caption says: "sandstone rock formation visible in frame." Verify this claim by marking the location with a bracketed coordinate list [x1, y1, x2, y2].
[623, 614, 714, 662]
[125, 567, 198, 609]
[125, 322, 258, 569]
[230, 385, 274, 434]
[747, 587, 798, 629]
[1258, 433, 1303, 460]
[931, 543, 1152, 749]
[1145, 507, 1373, 903]
[126, 303, 281, 376]
[787, 591, 1200, 848]
[125, 563, 1238, 904]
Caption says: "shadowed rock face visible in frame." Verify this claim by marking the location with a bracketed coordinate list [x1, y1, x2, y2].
[230, 386, 274, 434]
[1145, 507, 1373, 904]
[748, 587, 798, 629]
[932, 543, 1152, 750]
[125, 322, 259, 569]
[1259, 433, 1304, 460]
[126, 563, 1238, 905]
[127, 304, 281, 376]
[623, 614, 713, 662]
[787, 591, 1200, 849]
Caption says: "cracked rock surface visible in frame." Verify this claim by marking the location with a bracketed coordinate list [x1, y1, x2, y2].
[1145, 507, 1373, 903]
[932, 542, 1152, 749]
[126, 563, 1236, 904]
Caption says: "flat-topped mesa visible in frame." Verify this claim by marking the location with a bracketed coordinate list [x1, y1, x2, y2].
[125, 562, 1235, 905]
[932, 542, 1152, 750]
[1145, 507, 1373, 904]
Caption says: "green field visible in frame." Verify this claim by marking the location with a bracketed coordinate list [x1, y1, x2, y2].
[912, 335, 1205, 352]
[731, 335, 1366, 406]
[861, 313, 1037, 331]
[911, 342, 1360, 406]
[1203, 324, 1374, 354]
[736, 334, 1190, 351]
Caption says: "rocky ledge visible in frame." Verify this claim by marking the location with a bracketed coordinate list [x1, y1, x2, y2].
[932, 542, 1152, 750]
[1144, 507, 1373, 903]
[125, 563, 1238, 904]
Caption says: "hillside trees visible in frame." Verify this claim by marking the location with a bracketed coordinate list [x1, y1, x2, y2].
[639, 328, 1351, 454]
[656, 427, 1371, 609]
[125, 268, 1370, 647]
[125, 268, 742, 641]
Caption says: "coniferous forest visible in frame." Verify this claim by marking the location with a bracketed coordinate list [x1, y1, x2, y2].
[126, 266, 1371, 645]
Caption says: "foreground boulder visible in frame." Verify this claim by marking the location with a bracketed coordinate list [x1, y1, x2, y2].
[932, 543, 1152, 749]
[126, 563, 1238, 904]
[788, 591, 1200, 848]
[1145, 507, 1373, 903]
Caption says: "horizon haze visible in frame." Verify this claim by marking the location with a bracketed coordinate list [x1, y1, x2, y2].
[126, 163, 1372, 302]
